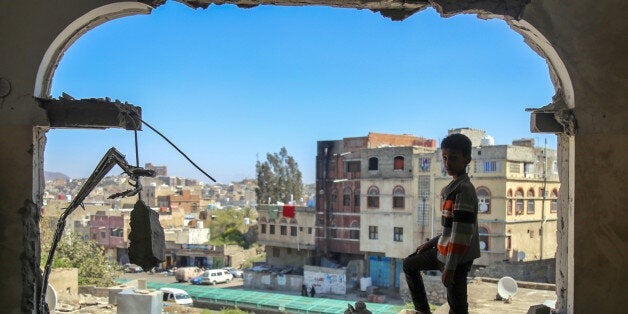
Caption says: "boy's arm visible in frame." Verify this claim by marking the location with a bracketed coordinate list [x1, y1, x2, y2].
[443, 186, 477, 271]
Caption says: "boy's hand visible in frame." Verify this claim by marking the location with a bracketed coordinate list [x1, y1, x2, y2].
[441, 269, 455, 287]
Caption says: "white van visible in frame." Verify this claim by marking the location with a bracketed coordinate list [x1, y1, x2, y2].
[200, 269, 233, 285]
[160, 288, 193, 307]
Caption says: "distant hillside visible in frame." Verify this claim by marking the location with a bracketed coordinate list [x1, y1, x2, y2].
[44, 171, 70, 182]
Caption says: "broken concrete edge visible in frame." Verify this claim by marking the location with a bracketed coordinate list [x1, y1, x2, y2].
[36, 97, 142, 131]
[172, 0, 528, 21]
[20, 199, 43, 312]
[475, 277, 555, 291]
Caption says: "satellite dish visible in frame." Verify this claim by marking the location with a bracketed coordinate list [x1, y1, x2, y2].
[45, 284, 57, 312]
[518, 251, 526, 261]
[497, 276, 518, 299]
[479, 203, 488, 212]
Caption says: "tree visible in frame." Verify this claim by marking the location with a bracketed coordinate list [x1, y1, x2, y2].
[40, 220, 120, 286]
[255, 147, 303, 204]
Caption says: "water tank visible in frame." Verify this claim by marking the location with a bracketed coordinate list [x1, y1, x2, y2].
[481, 135, 495, 146]
[360, 277, 372, 291]
[117, 289, 162, 314]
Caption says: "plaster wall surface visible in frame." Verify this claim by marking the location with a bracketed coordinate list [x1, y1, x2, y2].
[243, 271, 303, 292]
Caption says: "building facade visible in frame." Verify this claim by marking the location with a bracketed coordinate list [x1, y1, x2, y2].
[354, 129, 559, 289]
[315, 133, 437, 266]
[432, 135, 560, 265]
[257, 204, 317, 267]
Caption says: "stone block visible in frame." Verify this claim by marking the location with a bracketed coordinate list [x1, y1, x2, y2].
[526, 304, 551, 314]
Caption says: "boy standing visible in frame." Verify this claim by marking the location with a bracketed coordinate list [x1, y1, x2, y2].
[403, 133, 480, 314]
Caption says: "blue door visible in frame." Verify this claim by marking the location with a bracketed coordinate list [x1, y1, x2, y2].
[369, 256, 391, 288]
[394, 258, 403, 288]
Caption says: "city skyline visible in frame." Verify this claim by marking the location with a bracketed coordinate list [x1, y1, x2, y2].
[45, 2, 556, 184]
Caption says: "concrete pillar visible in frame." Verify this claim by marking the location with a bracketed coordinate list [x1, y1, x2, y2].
[0, 125, 38, 311]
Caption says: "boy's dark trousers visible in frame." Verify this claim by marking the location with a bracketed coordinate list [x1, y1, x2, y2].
[402, 247, 473, 314]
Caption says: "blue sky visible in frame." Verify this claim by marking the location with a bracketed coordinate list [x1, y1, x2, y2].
[46, 1, 556, 184]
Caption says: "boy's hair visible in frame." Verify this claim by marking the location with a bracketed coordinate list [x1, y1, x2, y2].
[441, 133, 472, 157]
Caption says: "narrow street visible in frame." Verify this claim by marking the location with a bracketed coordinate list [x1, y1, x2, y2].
[119, 271, 245, 289]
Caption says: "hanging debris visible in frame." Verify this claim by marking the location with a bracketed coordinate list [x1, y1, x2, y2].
[40, 148, 157, 314]
[128, 200, 165, 270]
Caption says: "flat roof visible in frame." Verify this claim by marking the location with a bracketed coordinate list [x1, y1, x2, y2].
[146, 282, 404, 313]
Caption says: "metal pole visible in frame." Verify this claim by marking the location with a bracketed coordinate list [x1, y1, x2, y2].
[540, 138, 548, 260]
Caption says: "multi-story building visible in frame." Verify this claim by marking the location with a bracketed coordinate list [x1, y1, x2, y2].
[358, 128, 560, 289]
[315, 133, 436, 265]
[433, 131, 560, 265]
[359, 145, 437, 288]
[88, 210, 128, 264]
[256, 204, 317, 267]
[157, 188, 201, 214]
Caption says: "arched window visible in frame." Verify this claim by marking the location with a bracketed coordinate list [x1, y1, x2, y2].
[349, 221, 359, 239]
[527, 189, 535, 214]
[331, 221, 337, 238]
[290, 219, 298, 224]
[551, 189, 559, 212]
[393, 186, 405, 209]
[368, 157, 379, 171]
[506, 189, 513, 215]
[331, 189, 338, 206]
[343, 187, 352, 206]
[476, 187, 491, 213]
[394, 156, 405, 170]
[367, 186, 379, 208]
[515, 188, 524, 215]
[479, 227, 490, 251]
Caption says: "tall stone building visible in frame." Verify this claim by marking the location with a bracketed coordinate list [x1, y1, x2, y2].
[315, 133, 436, 265]
[358, 129, 560, 289]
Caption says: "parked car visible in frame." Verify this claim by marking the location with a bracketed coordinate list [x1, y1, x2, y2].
[174, 267, 203, 283]
[189, 275, 202, 285]
[224, 267, 243, 278]
[160, 288, 192, 307]
[200, 269, 233, 285]
[122, 263, 143, 273]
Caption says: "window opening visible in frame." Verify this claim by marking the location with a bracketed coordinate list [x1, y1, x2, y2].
[393, 186, 405, 209]
[343, 187, 351, 206]
[368, 157, 378, 171]
[477, 187, 491, 213]
[527, 188, 535, 214]
[394, 156, 405, 170]
[479, 227, 489, 250]
[393, 227, 403, 242]
[367, 186, 379, 208]
[369, 226, 378, 240]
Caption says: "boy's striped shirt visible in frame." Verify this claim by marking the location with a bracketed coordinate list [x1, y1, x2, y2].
[436, 173, 481, 270]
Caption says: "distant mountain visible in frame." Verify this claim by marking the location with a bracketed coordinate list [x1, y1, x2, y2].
[45, 171, 70, 182]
